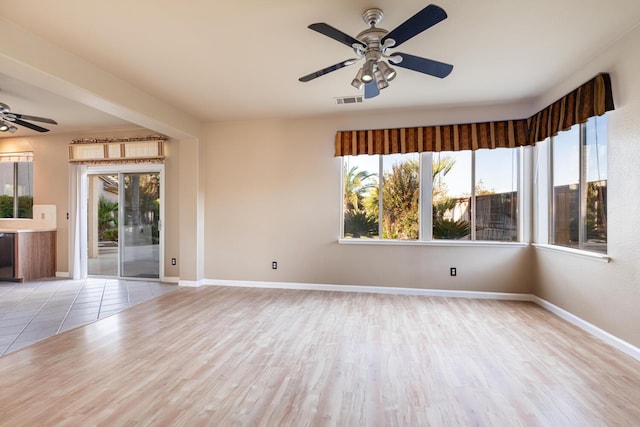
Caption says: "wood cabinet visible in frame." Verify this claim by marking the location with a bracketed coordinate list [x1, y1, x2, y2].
[0, 231, 56, 282]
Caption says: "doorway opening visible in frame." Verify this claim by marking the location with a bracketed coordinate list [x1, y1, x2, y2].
[87, 170, 162, 279]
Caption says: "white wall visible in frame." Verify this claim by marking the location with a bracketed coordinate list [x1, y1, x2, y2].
[533, 24, 640, 347]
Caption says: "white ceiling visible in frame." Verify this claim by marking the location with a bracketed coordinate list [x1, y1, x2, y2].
[0, 72, 133, 137]
[1, 0, 639, 136]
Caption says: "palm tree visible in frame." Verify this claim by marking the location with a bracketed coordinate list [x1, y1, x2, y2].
[344, 165, 377, 211]
[432, 155, 456, 196]
[431, 155, 470, 239]
[433, 217, 471, 239]
[98, 196, 118, 241]
[343, 165, 378, 238]
[344, 209, 378, 238]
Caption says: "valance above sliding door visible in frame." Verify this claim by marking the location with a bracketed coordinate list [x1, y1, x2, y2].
[334, 73, 614, 157]
[69, 135, 166, 164]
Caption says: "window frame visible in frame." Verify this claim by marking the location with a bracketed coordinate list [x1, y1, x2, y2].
[546, 117, 608, 255]
[340, 147, 525, 245]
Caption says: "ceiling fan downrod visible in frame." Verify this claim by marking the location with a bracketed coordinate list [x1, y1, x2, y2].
[351, 9, 396, 92]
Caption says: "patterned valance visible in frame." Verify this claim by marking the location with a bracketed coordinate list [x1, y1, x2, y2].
[334, 73, 614, 156]
[334, 120, 530, 156]
[69, 135, 166, 164]
[527, 73, 614, 144]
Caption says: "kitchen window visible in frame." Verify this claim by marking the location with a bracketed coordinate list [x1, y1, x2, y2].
[0, 152, 33, 218]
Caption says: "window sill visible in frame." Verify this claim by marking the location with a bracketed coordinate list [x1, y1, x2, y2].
[338, 239, 528, 248]
[532, 243, 610, 263]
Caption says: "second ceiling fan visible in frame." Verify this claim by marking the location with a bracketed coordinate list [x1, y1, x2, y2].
[0, 101, 57, 133]
[299, 4, 453, 99]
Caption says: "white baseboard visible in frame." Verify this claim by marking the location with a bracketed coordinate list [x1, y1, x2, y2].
[203, 279, 532, 301]
[179, 279, 204, 287]
[531, 296, 640, 362]
[204, 278, 639, 362]
[161, 276, 180, 284]
[55, 271, 70, 278]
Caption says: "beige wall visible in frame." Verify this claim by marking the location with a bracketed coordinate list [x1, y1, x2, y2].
[203, 23, 640, 347]
[162, 138, 181, 279]
[177, 138, 205, 283]
[203, 103, 536, 293]
[0, 128, 182, 277]
[532, 24, 640, 347]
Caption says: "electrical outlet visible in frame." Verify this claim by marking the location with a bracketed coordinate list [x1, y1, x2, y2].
[272, 261, 278, 270]
[450, 267, 457, 277]
[171, 258, 177, 266]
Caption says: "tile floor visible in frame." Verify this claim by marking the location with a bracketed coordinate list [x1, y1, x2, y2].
[0, 277, 177, 356]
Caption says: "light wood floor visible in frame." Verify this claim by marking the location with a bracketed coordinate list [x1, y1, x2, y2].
[0, 286, 638, 426]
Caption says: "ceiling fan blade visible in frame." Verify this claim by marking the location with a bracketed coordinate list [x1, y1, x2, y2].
[13, 114, 58, 125]
[381, 4, 447, 48]
[299, 59, 356, 82]
[393, 52, 453, 78]
[12, 118, 50, 132]
[308, 23, 363, 48]
[364, 82, 379, 99]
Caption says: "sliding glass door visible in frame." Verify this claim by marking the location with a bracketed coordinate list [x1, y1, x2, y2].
[121, 173, 160, 278]
[87, 171, 161, 279]
[87, 174, 119, 276]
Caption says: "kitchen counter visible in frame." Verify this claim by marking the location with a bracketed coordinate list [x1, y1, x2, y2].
[0, 230, 56, 282]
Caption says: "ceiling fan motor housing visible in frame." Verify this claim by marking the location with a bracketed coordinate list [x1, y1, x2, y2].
[356, 8, 390, 60]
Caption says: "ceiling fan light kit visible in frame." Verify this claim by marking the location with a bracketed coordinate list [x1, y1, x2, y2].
[299, 4, 454, 99]
[377, 61, 397, 81]
[351, 68, 365, 90]
[0, 120, 18, 133]
[361, 60, 376, 83]
[374, 69, 389, 90]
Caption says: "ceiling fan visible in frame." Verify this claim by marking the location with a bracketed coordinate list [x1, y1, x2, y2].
[299, 4, 453, 99]
[0, 101, 58, 133]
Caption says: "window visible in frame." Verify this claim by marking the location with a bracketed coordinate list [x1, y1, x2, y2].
[550, 116, 607, 253]
[0, 152, 33, 218]
[342, 148, 521, 242]
[432, 151, 472, 240]
[381, 153, 420, 239]
[474, 149, 519, 242]
[343, 155, 380, 239]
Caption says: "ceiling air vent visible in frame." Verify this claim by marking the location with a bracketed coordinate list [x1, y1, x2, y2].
[335, 95, 363, 105]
